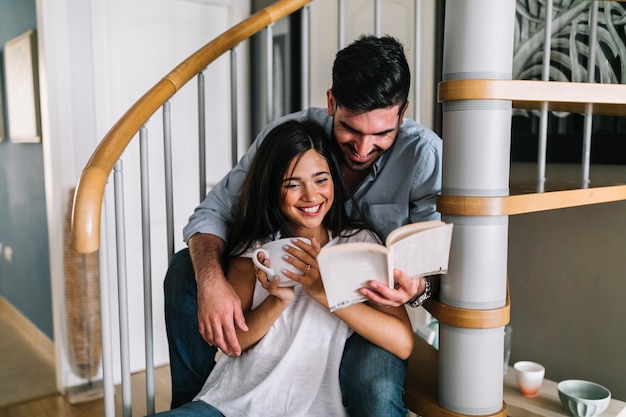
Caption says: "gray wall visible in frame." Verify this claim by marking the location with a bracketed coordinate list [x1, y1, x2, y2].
[508, 184, 626, 400]
[0, 0, 52, 339]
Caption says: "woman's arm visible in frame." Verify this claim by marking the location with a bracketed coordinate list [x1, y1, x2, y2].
[332, 302, 414, 360]
[227, 257, 294, 354]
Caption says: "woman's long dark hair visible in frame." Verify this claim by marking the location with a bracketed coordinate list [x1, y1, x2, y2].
[227, 120, 360, 257]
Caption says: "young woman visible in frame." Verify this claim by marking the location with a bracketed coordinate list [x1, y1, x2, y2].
[154, 120, 414, 417]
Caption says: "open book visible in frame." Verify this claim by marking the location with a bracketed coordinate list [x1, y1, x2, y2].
[318, 220, 453, 311]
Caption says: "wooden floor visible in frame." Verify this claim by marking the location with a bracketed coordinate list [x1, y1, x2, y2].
[0, 297, 57, 409]
[0, 297, 172, 417]
[0, 366, 172, 417]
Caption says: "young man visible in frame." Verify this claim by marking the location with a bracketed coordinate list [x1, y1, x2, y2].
[164, 35, 442, 416]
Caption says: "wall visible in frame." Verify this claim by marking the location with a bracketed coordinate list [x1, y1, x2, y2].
[307, 0, 439, 130]
[508, 163, 626, 401]
[37, 0, 250, 391]
[0, 0, 52, 339]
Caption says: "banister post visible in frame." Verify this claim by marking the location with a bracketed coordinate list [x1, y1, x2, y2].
[438, 0, 516, 415]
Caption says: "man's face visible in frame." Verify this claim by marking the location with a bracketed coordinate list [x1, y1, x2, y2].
[327, 90, 407, 173]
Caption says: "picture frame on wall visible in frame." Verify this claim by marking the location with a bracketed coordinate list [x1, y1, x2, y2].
[4, 29, 41, 143]
[0, 65, 5, 142]
[511, 2, 626, 165]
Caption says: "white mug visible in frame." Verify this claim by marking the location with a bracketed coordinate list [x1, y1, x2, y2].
[252, 237, 311, 287]
[514, 361, 545, 398]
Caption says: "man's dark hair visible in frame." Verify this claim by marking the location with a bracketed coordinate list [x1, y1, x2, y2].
[331, 35, 410, 115]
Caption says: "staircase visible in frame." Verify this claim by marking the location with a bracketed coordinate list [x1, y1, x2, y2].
[70, 1, 626, 416]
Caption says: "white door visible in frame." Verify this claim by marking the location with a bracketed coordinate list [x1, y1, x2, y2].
[38, 0, 249, 390]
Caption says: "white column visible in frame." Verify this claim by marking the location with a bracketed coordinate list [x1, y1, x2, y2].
[439, 0, 516, 415]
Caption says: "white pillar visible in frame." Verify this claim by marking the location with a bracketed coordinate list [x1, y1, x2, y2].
[439, 0, 516, 415]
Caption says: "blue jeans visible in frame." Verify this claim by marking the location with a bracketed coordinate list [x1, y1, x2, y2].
[164, 248, 408, 417]
[150, 401, 223, 416]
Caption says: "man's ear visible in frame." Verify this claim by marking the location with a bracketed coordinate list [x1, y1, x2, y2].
[399, 100, 409, 120]
[326, 90, 336, 116]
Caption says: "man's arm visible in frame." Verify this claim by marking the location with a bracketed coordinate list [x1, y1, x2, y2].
[188, 233, 248, 356]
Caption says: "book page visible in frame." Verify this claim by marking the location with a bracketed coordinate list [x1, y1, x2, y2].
[318, 243, 390, 312]
[386, 219, 446, 246]
[389, 223, 453, 278]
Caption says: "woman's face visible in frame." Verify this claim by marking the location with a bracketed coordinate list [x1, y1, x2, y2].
[280, 149, 334, 234]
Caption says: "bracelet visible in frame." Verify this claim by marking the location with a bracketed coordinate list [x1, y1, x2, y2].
[406, 276, 432, 308]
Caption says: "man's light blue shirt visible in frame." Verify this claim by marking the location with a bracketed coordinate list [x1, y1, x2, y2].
[183, 107, 442, 244]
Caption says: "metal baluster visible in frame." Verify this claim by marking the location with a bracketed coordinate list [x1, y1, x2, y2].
[582, 1, 599, 188]
[374, 0, 381, 36]
[266, 23, 274, 123]
[301, 6, 310, 110]
[230, 47, 239, 168]
[114, 159, 132, 417]
[139, 127, 155, 414]
[338, 0, 345, 49]
[198, 71, 207, 202]
[99, 196, 115, 417]
[162, 101, 174, 261]
[413, 0, 422, 122]
[537, 0, 553, 192]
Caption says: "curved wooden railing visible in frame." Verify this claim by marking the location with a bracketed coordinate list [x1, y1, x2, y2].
[71, 0, 312, 254]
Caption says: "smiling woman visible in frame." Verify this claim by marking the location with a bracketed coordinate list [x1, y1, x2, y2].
[151, 119, 414, 417]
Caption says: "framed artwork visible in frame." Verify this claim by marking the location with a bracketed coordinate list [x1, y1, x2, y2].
[4, 30, 41, 143]
[511, 1, 626, 164]
[0, 65, 5, 142]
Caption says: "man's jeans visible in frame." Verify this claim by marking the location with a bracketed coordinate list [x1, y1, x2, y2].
[164, 248, 409, 417]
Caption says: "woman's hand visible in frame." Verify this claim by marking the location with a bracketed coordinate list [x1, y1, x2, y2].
[254, 252, 295, 303]
[282, 237, 328, 306]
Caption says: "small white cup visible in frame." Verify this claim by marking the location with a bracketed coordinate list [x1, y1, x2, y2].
[252, 238, 311, 287]
[514, 361, 545, 398]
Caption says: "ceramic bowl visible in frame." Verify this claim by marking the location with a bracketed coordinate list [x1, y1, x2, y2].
[557, 379, 611, 417]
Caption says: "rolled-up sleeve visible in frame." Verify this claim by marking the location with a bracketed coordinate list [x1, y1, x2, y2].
[409, 135, 442, 224]
[182, 140, 257, 243]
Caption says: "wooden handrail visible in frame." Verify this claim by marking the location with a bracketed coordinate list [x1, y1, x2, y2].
[438, 79, 626, 116]
[71, 0, 312, 253]
[438, 185, 626, 217]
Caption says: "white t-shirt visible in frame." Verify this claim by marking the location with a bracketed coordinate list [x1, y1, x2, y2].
[194, 229, 378, 417]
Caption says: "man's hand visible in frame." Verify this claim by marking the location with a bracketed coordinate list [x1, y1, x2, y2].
[189, 233, 248, 356]
[358, 268, 425, 307]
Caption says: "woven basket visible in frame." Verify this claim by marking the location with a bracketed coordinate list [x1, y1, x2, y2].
[63, 187, 101, 379]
